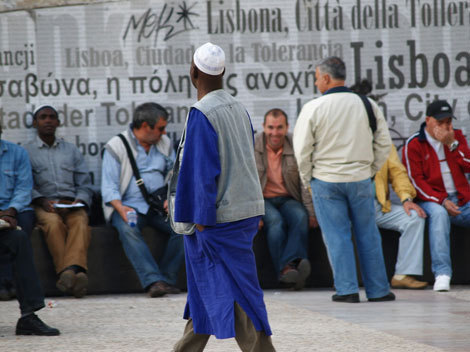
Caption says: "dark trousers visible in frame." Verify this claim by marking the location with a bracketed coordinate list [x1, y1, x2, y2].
[0, 228, 44, 314]
[0, 210, 36, 284]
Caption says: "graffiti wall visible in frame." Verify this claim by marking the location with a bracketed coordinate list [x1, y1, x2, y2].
[1, 0, 469, 187]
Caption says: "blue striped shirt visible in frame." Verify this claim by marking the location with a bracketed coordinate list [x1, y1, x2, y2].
[101, 129, 175, 214]
[23, 136, 93, 206]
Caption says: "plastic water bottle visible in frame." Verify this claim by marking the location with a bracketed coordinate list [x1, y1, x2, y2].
[127, 210, 137, 228]
[47, 300, 58, 308]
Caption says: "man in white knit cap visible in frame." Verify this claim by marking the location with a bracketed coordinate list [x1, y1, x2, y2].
[172, 42, 275, 351]
[24, 105, 93, 299]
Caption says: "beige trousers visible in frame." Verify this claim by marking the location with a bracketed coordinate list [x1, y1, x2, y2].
[34, 206, 91, 273]
[173, 302, 276, 352]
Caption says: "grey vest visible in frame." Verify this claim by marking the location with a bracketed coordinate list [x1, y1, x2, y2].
[193, 89, 264, 223]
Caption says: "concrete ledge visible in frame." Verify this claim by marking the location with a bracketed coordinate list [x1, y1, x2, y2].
[31, 224, 470, 296]
[31, 226, 187, 296]
[253, 227, 333, 289]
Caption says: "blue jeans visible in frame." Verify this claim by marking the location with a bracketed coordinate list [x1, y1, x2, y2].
[418, 194, 470, 277]
[111, 208, 184, 289]
[375, 201, 425, 276]
[448, 194, 470, 227]
[311, 178, 390, 299]
[263, 197, 309, 274]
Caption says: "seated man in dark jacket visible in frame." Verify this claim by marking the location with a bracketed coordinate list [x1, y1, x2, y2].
[255, 108, 318, 290]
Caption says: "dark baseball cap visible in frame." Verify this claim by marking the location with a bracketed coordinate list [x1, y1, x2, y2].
[426, 100, 456, 120]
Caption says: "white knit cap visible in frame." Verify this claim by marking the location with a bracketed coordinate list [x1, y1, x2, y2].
[193, 42, 225, 76]
[33, 104, 57, 119]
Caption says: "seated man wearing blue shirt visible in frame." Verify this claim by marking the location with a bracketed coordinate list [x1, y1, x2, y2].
[0, 125, 59, 336]
[24, 105, 93, 299]
[0, 134, 36, 301]
[101, 102, 184, 298]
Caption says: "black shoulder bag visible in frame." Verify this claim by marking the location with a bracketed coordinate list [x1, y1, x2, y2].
[324, 87, 377, 134]
[117, 134, 167, 216]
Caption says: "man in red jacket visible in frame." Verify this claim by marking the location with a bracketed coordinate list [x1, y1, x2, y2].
[402, 100, 470, 292]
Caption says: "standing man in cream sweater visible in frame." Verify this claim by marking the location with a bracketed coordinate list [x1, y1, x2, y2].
[294, 56, 394, 303]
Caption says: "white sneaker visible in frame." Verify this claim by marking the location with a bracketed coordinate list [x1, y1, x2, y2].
[433, 275, 451, 291]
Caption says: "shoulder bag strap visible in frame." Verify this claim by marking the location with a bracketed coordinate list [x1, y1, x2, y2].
[117, 133, 151, 203]
[356, 94, 377, 134]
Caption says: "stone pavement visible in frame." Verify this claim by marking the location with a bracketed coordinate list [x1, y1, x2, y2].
[1, 287, 470, 351]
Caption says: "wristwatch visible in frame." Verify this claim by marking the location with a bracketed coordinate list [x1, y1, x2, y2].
[449, 140, 459, 151]
[401, 197, 413, 204]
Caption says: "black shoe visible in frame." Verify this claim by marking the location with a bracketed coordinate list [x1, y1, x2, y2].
[368, 292, 396, 302]
[16, 314, 60, 336]
[0, 280, 16, 300]
[332, 293, 360, 303]
[8, 285, 16, 299]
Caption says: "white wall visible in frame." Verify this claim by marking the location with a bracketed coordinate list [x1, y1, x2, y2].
[1, 0, 469, 187]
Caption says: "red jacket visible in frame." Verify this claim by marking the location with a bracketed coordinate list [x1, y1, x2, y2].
[402, 123, 470, 206]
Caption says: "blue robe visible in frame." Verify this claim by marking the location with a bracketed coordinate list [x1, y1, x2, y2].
[174, 108, 272, 339]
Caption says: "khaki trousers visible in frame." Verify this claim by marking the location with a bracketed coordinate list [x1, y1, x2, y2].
[173, 302, 276, 352]
[34, 206, 91, 273]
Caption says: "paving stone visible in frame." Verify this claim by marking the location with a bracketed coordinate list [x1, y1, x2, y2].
[3, 288, 465, 351]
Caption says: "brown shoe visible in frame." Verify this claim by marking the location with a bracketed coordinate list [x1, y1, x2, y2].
[73, 272, 88, 298]
[56, 269, 76, 293]
[294, 258, 311, 291]
[148, 281, 167, 298]
[161, 282, 181, 294]
[279, 264, 299, 285]
[391, 275, 428, 289]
